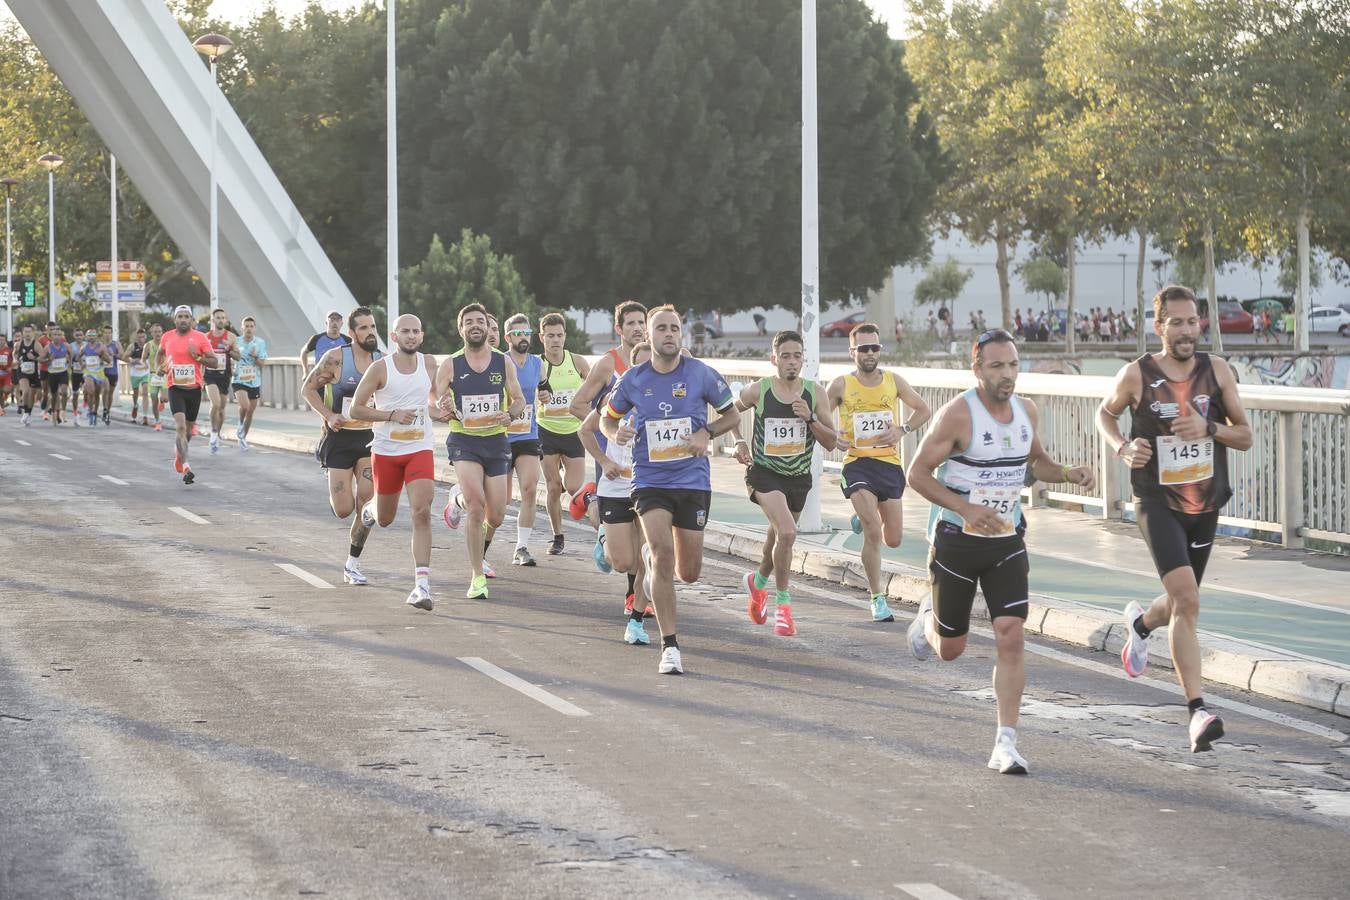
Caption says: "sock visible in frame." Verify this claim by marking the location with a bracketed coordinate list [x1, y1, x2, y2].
[483, 537, 492, 555]
[774, 589, 790, 607]
[662, 634, 678, 649]
[349, 543, 363, 559]
[998, 725, 1016, 743]
[753, 571, 769, 591]
[415, 565, 430, 587]
[345, 555, 360, 569]
[515, 522, 532, 549]
[1132, 616, 1151, 639]
[626, 572, 636, 595]
[629, 609, 644, 623]
[1187, 697, 1206, 715]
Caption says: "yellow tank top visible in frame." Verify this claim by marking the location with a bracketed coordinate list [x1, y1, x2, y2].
[839, 371, 902, 465]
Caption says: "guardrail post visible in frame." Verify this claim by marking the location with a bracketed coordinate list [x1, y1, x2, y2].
[1276, 410, 1304, 549]
[1098, 438, 1123, 520]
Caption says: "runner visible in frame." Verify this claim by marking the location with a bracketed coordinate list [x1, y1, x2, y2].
[501, 312, 543, 567]
[826, 322, 931, 622]
[13, 324, 40, 425]
[299, 310, 351, 376]
[0, 332, 12, 415]
[302, 306, 382, 586]
[158, 305, 218, 484]
[127, 328, 151, 425]
[41, 326, 72, 425]
[907, 328, 1097, 774]
[36, 322, 52, 420]
[601, 306, 740, 674]
[204, 309, 238, 452]
[438, 303, 525, 598]
[1097, 285, 1253, 753]
[232, 315, 268, 450]
[99, 324, 121, 425]
[536, 312, 592, 555]
[579, 340, 655, 645]
[348, 313, 446, 610]
[78, 330, 105, 426]
[145, 322, 167, 430]
[486, 314, 500, 350]
[737, 330, 838, 636]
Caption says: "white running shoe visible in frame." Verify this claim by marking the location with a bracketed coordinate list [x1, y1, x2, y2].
[361, 502, 377, 528]
[343, 561, 368, 585]
[209, 432, 220, 454]
[987, 734, 1029, 775]
[658, 645, 683, 675]
[482, 559, 496, 579]
[1121, 600, 1149, 678]
[1189, 709, 1224, 753]
[907, 594, 933, 661]
[443, 485, 463, 529]
[406, 584, 433, 611]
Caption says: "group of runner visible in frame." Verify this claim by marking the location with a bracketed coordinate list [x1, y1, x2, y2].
[3, 286, 1248, 774]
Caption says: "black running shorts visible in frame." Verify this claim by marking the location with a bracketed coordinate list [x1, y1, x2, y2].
[167, 386, 202, 422]
[633, 488, 710, 531]
[928, 522, 1030, 638]
[745, 465, 812, 514]
[317, 427, 373, 472]
[540, 428, 585, 459]
[1135, 497, 1219, 582]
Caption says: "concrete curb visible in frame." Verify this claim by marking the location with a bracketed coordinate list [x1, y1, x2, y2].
[224, 421, 1348, 721]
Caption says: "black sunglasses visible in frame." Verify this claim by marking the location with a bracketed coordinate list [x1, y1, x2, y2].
[975, 329, 1014, 347]
[852, 343, 883, 354]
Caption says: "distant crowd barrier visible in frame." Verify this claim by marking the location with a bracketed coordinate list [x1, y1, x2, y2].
[127, 355, 1348, 552]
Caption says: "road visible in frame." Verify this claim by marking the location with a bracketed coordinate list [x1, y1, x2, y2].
[3, 416, 1349, 899]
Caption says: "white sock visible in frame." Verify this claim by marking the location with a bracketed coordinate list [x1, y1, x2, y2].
[998, 725, 1016, 743]
[346, 555, 360, 569]
[515, 522, 532, 550]
[415, 565, 430, 588]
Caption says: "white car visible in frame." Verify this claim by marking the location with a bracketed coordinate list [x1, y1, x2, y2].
[1309, 306, 1350, 335]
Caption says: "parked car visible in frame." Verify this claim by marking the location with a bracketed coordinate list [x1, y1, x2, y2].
[1216, 301, 1254, 334]
[684, 308, 724, 340]
[1309, 306, 1350, 335]
[820, 310, 866, 337]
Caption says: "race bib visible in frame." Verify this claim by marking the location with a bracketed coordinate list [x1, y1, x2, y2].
[236, 364, 258, 382]
[606, 441, 635, 479]
[764, 416, 807, 458]
[84, 354, 101, 370]
[507, 405, 534, 435]
[131, 362, 150, 377]
[48, 357, 68, 373]
[0, 353, 9, 366]
[461, 393, 501, 430]
[542, 389, 574, 417]
[852, 409, 894, 448]
[645, 416, 692, 463]
[1156, 435, 1214, 485]
[962, 485, 1020, 538]
[170, 363, 197, 387]
[389, 408, 427, 442]
[20, 361, 35, 374]
[72, 357, 84, 373]
[214, 353, 226, 369]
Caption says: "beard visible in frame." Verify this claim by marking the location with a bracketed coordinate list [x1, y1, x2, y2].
[513, 339, 530, 354]
[1166, 337, 1196, 361]
[358, 334, 379, 352]
[466, 335, 486, 350]
[781, 371, 799, 381]
[857, 357, 878, 373]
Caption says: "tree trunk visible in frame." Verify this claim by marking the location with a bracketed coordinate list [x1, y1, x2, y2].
[1204, 220, 1223, 353]
[1065, 235, 1076, 355]
[995, 225, 1012, 331]
[1296, 202, 1311, 353]
[1135, 228, 1148, 356]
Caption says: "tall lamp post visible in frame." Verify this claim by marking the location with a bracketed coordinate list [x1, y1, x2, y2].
[37, 153, 63, 319]
[799, 0, 823, 532]
[386, 0, 399, 334]
[1, 177, 17, 338]
[192, 32, 234, 316]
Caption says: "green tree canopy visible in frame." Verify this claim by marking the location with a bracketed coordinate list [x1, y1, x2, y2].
[912, 257, 972, 308]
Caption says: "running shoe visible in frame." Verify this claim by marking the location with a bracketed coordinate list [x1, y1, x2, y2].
[548, 533, 564, 555]
[174, 451, 184, 473]
[343, 561, 368, 586]
[593, 530, 612, 574]
[361, 502, 377, 528]
[774, 604, 797, 636]
[209, 432, 220, 454]
[191, 424, 200, 437]
[569, 482, 597, 520]
[1189, 709, 1224, 753]
[442, 485, 463, 529]
[142, 417, 149, 426]
[182, 466, 195, 485]
[21, 412, 29, 425]
[483, 559, 497, 579]
[624, 618, 650, 646]
[102, 411, 110, 426]
[154, 422, 162, 432]
[466, 574, 489, 600]
[744, 572, 768, 624]
[987, 734, 1029, 775]
[871, 594, 895, 623]
[624, 593, 655, 619]
[1121, 600, 1149, 678]
[406, 584, 434, 610]
[42, 411, 49, 422]
[850, 514, 862, 534]
[72, 415, 82, 428]
[512, 547, 536, 567]
[658, 645, 683, 675]
[907, 594, 933, 660]
[237, 424, 249, 451]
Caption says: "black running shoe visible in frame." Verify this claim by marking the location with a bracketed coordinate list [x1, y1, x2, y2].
[548, 534, 565, 555]
[183, 469, 195, 485]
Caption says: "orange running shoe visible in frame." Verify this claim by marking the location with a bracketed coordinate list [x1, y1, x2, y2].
[744, 571, 768, 624]
[174, 450, 184, 473]
[154, 422, 163, 432]
[569, 481, 597, 521]
[774, 604, 797, 636]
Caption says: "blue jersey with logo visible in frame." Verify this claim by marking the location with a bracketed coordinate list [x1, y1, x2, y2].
[507, 352, 542, 442]
[235, 337, 268, 387]
[604, 355, 733, 491]
[104, 340, 121, 376]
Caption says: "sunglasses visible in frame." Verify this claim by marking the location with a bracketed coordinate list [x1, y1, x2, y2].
[506, 329, 533, 337]
[975, 329, 1014, 347]
[852, 343, 883, 354]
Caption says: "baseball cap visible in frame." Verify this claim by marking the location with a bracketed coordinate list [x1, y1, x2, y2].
[173, 304, 193, 316]
[326, 309, 343, 320]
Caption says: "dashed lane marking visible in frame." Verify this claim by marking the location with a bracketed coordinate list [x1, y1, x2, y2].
[99, 475, 130, 486]
[896, 885, 964, 900]
[50, 453, 72, 461]
[275, 563, 334, 590]
[167, 506, 209, 525]
[458, 657, 591, 717]
[15, 439, 31, 446]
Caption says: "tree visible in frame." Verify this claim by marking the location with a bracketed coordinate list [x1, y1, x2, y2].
[1019, 257, 1066, 310]
[1278, 250, 1322, 296]
[912, 257, 972, 309]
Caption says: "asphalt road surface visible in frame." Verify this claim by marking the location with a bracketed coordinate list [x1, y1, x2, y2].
[3, 416, 1349, 899]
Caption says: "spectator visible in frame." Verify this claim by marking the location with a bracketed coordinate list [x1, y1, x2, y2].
[299, 310, 352, 376]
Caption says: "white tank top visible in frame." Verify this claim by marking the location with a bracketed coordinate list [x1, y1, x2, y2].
[370, 352, 435, 457]
[597, 434, 635, 499]
[927, 388, 1033, 540]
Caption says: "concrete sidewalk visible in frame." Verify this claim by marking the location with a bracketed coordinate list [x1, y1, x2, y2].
[109, 399, 1350, 718]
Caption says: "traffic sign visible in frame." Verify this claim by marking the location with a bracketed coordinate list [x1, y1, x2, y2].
[4, 275, 36, 307]
[96, 289, 146, 301]
[96, 298, 146, 312]
[96, 260, 145, 274]
[95, 276, 146, 290]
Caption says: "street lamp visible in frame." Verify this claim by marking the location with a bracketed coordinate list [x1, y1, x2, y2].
[386, 0, 399, 334]
[1117, 252, 1128, 310]
[2, 177, 17, 338]
[37, 152, 63, 319]
[192, 32, 234, 315]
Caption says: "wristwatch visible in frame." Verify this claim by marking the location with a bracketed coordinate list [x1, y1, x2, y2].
[807, 412, 817, 425]
[900, 423, 915, 436]
[703, 424, 717, 439]
[1205, 421, 1217, 438]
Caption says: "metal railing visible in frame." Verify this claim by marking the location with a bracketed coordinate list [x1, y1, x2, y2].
[131, 355, 1350, 550]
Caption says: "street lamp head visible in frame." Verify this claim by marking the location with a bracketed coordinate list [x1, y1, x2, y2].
[192, 32, 235, 61]
[37, 153, 64, 171]
[0, 177, 17, 187]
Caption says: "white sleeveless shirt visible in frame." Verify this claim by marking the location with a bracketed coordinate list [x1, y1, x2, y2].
[927, 387, 1033, 540]
[370, 352, 435, 457]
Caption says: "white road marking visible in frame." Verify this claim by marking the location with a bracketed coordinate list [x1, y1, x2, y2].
[49, 453, 72, 461]
[896, 885, 964, 900]
[167, 506, 209, 525]
[275, 563, 334, 590]
[15, 439, 31, 446]
[99, 475, 130, 486]
[458, 657, 591, 717]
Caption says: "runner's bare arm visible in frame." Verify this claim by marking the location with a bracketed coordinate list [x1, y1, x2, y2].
[809, 383, 838, 451]
[734, 379, 762, 412]
[1096, 362, 1150, 466]
[893, 374, 932, 432]
[907, 400, 1002, 533]
[826, 375, 850, 450]
[579, 409, 621, 477]
[431, 356, 459, 419]
[1209, 358, 1253, 450]
[301, 348, 344, 427]
[228, 335, 240, 360]
[569, 354, 613, 419]
[348, 359, 388, 422]
[1023, 399, 1096, 490]
[503, 356, 525, 420]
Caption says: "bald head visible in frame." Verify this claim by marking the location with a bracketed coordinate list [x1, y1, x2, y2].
[391, 314, 424, 355]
